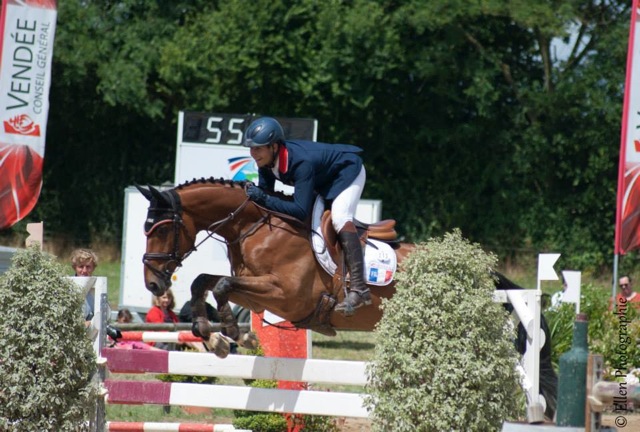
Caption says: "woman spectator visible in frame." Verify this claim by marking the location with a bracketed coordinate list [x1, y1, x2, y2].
[146, 289, 179, 350]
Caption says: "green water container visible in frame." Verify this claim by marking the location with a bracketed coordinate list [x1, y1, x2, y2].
[556, 313, 589, 426]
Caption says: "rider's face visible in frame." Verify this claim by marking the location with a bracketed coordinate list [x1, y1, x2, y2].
[250, 143, 277, 168]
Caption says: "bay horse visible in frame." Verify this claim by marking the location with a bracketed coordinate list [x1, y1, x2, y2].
[136, 178, 557, 418]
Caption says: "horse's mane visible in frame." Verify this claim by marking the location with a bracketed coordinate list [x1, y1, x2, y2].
[175, 177, 293, 201]
[175, 177, 249, 190]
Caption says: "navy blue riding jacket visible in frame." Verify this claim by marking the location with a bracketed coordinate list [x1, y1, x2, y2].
[258, 140, 363, 221]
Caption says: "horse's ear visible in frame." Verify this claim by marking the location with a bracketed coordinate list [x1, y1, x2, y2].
[134, 183, 153, 201]
[148, 185, 171, 206]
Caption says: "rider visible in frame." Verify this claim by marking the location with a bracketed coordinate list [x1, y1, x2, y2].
[243, 116, 369, 316]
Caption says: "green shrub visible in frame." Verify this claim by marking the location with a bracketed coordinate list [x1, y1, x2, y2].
[232, 379, 287, 432]
[0, 246, 97, 431]
[232, 413, 288, 432]
[157, 347, 219, 385]
[156, 373, 218, 384]
[544, 283, 640, 374]
[366, 230, 522, 431]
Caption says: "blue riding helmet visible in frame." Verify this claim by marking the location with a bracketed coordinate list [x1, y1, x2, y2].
[243, 117, 284, 147]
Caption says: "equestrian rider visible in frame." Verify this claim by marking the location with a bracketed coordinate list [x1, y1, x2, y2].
[243, 116, 370, 316]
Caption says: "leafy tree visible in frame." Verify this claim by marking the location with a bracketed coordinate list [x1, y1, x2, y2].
[8, 0, 631, 270]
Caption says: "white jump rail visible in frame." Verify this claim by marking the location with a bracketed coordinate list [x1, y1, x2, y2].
[102, 347, 369, 418]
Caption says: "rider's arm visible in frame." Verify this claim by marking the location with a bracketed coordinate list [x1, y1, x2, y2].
[263, 162, 314, 221]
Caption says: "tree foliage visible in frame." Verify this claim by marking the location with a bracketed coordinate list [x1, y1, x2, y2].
[0, 246, 96, 431]
[9, 0, 631, 269]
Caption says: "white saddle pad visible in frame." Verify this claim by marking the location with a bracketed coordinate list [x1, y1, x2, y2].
[311, 197, 397, 286]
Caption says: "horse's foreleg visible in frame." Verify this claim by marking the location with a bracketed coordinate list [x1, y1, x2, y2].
[212, 278, 240, 341]
[189, 274, 223, 340]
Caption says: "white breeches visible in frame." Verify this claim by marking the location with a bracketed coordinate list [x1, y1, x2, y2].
[331, 166, 366, 232]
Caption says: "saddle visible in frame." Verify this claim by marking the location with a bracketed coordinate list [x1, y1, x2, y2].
[293, 209, 398, 336]
[320, 210, 398, 267]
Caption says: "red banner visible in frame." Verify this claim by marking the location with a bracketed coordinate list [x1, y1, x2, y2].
[616, 0, 640, 254]
[0, 0, 56, 229]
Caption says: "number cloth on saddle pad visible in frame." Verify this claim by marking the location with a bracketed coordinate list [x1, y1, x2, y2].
[311, 196, 397, 286]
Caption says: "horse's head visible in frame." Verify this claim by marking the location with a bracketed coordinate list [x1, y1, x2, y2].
[135, 184, 196, 297]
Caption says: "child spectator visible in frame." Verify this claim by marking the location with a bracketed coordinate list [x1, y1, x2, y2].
[110, 308, 156, 350]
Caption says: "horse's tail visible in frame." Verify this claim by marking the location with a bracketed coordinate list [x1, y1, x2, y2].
[491, 269, 557, 420]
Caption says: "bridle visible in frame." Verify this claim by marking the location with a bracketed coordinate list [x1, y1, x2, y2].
[142, 192, 265, 285]
[142, 208, 195, 284]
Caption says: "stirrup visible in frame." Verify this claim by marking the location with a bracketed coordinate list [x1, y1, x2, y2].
[335, 290, 372, 317]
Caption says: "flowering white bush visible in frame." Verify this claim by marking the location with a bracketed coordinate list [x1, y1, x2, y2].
[365, 230, 522, 431]
[0, 246, 96, 431]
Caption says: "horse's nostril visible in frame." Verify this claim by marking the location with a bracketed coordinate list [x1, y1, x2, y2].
[147, 282, 163, 297]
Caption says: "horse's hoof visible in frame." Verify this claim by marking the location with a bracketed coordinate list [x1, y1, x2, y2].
[205, 333, 230, 358]
[239, 332, 259, 350]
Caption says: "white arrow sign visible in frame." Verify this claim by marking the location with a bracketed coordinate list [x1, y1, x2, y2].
[537, 253, 560, 281]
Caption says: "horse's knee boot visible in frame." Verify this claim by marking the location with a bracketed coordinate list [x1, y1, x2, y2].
[218, 303, 240, 341]
[192, 316, 212, 340]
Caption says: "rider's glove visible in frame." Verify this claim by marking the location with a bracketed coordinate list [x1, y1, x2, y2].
[246, 184, 268, 205]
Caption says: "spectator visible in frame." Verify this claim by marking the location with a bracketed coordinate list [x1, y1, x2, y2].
[117, 308, 134, 323]
[612, 275, 640, 312]
[146, 289, 179, 350]
[110, 308, 156, 350]
[70, 248, 98, 323]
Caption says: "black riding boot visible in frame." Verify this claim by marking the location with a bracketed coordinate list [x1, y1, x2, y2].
[334, 223, 371, 317]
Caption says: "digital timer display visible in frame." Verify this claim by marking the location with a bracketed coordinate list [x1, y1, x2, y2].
[182, 112, 316, 145]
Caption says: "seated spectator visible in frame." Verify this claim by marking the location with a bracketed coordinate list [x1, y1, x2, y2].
[110, 308, 156, 350]
[611, 275, 640, 312]
[146, 289, 179, 350]
[70, 248, 98, 323]
[117, 308, 134, 323]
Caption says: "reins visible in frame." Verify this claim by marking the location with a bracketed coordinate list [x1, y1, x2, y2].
[142, 193, 270, 283]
